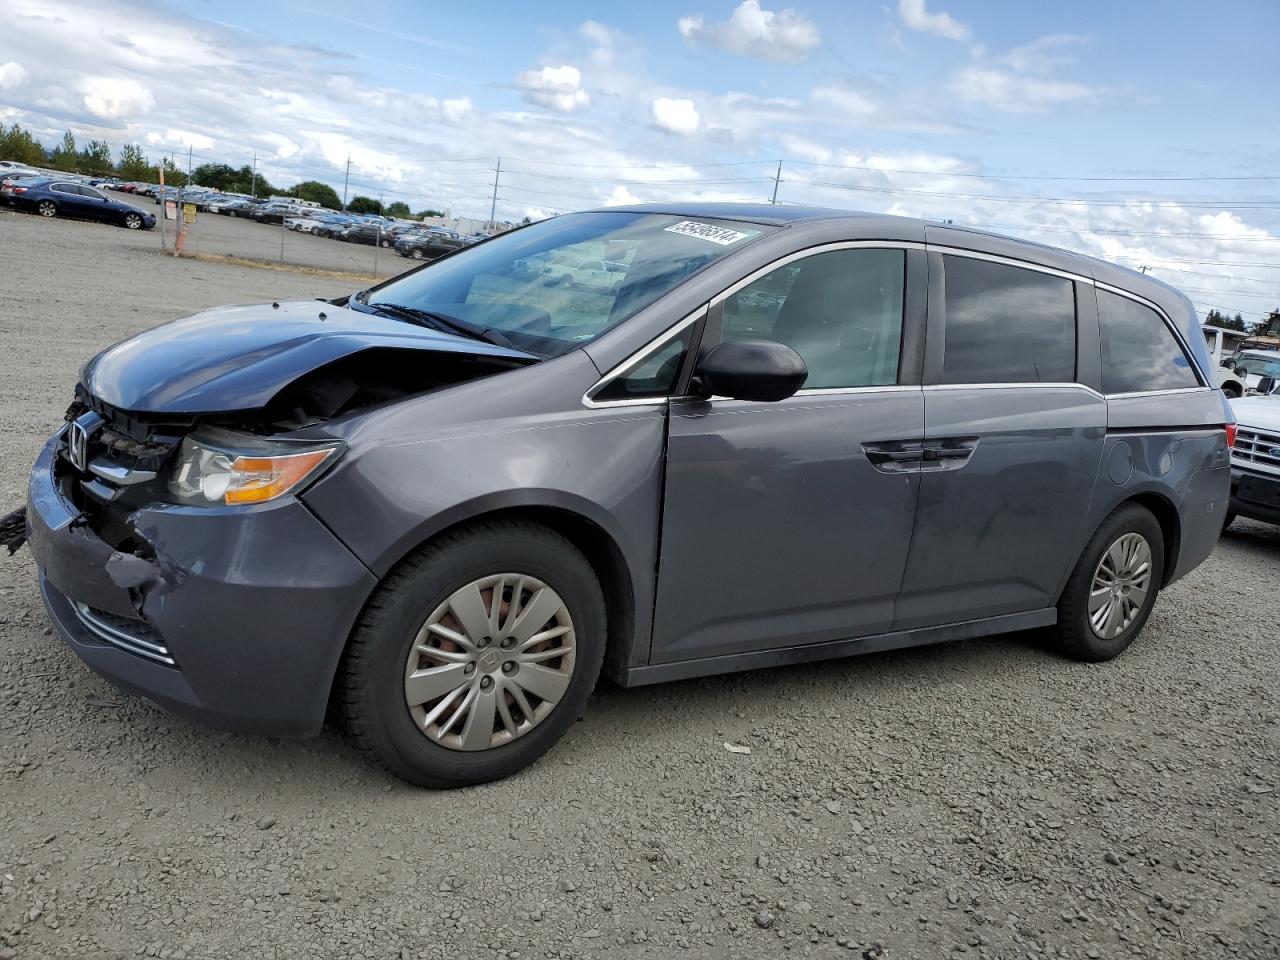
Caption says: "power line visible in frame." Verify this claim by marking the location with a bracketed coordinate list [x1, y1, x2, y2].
[785, 159, 1280, 183]
[790, 177, 1280, 210]
[951, 219, 1280, 243]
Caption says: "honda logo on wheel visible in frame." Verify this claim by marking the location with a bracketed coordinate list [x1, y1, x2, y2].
[67, 411, 104, 473]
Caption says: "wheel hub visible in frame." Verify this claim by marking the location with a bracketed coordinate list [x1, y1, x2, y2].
[403, 573, 576, 751]
[1088, 532, 1152, 641]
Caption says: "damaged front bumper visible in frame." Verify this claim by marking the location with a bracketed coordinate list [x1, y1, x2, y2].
[26, 429, 378, 737]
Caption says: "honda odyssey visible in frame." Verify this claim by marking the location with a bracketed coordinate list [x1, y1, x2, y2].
[10, 204, 1234, 787]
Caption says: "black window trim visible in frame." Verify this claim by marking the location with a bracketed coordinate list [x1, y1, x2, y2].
[922, 245, 1208, 395]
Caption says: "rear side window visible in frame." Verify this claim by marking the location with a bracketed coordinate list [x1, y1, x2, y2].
[941, 256, 1076, 384]
[1098, 290, 1200, 394]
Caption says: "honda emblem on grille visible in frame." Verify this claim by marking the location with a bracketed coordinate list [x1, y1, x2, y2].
[67, 411, 105, 472]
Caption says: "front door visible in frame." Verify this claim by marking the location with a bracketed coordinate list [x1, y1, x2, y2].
[651, 244, 927, 664]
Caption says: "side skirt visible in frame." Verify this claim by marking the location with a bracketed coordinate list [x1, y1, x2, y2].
[620, 607, 1057, 688]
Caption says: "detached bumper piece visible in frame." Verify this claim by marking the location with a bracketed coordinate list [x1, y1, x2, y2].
[0, 506, 27, 555]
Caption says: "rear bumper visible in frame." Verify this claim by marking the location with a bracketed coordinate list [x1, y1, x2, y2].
[1229, 465, 1280, 526]
[26, 431, 378, 737]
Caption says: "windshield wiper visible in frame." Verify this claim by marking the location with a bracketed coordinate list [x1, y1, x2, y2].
[369, 302, 516, 349]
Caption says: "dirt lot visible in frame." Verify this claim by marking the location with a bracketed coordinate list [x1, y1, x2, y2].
[103, 189, 415, 279]
[0, 206, 1277, 960]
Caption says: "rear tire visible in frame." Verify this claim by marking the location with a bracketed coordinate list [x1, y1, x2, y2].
[37, 200, 56, 218]
[341, 520, 606, 788]
[1222, 384, 1242, 399]
[1223, 511, 1237, 532]
[1051, 503, 1164, 662]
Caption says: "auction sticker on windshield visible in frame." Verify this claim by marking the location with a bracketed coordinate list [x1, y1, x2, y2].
[664, 221, 754, 246]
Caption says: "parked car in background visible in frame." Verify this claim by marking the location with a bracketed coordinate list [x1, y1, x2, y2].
[0, 171, 46, 204]
[1219, 349, 1280, 396]
[337, 223, 384, 245]
[5, 177, 156, 229]
[1226, 385, 1280, 529]
[394, 228, 465, 260]
[15, 205, 1232, 788]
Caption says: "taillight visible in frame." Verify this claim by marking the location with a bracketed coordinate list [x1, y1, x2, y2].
[12, 186, 27, 194]
[1226, 423, 1237, 448]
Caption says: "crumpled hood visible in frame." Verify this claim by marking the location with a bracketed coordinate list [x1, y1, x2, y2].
[82, 300, 536, 413]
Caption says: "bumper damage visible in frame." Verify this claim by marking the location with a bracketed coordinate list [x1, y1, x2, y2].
[25, 431, 378, 737]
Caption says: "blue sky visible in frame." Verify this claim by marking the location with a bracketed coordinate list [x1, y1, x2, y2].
[2, 0, 1278, 318]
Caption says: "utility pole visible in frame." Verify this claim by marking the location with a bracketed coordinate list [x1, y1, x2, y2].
[251, 151, 258, 198]
[342, 156, 351, 210]
[187, 145, 192, 183]
[489, 156, 501, 228]
[1139, 265, 1149, 274]
[771, 161, 782, 204]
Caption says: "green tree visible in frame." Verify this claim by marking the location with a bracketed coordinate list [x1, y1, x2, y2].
[159, 156, 188, 187]
[0, 124, 47, 166]
[117, 143, 152, 181]
[1205, 309, 1247, 332]
[416, 208, 445, 219]
[51, 130, 77, 172]
[78, 139, 113, 175]
[191, 162, 239, 191]
[385, 200, 411, 218]
[292, 180, 342, 209]
[346, 195, 382, 215]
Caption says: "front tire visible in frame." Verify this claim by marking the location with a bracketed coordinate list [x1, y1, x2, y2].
[341, 521, 606, 788]
[123, 212, 143, 230]
[1052, 503, 1164, 662]
[410, 248, 424, 260]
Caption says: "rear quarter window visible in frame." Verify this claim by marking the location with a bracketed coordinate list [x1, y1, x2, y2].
[1098, 290, 1200, 394]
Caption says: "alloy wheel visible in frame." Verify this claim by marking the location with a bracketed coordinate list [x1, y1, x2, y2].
[404, 573, 576, 751]
[411, 248, 424, 259]
[1088, 532, 1152, 640]
[124, 213, 142, 229]
[37, 201, 56, 217]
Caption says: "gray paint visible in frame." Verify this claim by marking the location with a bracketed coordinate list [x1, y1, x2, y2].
[25, 203, 1233, 737]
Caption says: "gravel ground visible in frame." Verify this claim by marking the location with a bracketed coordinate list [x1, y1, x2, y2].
[1, 207, 1277, 960]
[102, 189, 415, 279]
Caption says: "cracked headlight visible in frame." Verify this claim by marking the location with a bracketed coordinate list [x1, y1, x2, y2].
[168, 432, 342, 506]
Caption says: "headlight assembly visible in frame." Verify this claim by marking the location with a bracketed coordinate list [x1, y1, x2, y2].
[168, 431, 342, 506]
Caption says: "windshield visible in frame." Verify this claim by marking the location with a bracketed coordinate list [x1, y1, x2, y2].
[1236, 353, 1280, 378]
[356, 211, 771, 357]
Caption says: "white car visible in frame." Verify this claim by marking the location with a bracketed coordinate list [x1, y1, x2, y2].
[1218, 349, 1280, 398]
[1227, 387, 1280, 529]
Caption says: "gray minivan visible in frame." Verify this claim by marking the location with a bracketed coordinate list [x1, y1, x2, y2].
[15, 205, 1234, 786]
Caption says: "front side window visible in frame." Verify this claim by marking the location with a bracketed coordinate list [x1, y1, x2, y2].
[720, 248, 906, 389]
[1099, 290, 1200, 393]
[357, 212, 770, 358]
[941, 256, 1076, 384]
[592, 327, 695, 402]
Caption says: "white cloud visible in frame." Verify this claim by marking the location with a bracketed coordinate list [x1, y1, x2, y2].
[82, 76, 155, 120]
[678, 1, 821, 63]
[0, 61, 28, 91]
[952, 67, 1095, 112]
[515, 64, 590, 112]
[650, 97, 701, 136]
[441, 97, 472, 121]
[897, 0, 971, 42]
[952, 36, 1102, 112]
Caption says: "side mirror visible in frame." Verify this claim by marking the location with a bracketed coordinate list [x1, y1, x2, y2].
[693, 338, 807, 402]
